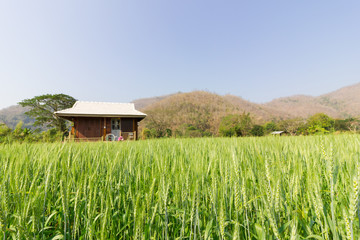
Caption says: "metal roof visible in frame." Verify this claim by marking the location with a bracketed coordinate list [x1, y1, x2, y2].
[271, 131, 285, 135]
[54, 101, 146, 118]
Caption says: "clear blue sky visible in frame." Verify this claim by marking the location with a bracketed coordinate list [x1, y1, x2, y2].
[1, 1, 360, 110]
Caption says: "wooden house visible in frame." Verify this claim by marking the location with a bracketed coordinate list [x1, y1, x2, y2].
[54, 101, 146, 141]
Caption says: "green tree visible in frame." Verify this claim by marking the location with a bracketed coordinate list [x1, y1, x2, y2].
[0, 123, 11, 142]
[334, 117, 360, 133]
[307, 113, 334, 134]
[18, 94, 76, 133]
[219, 113, 253, 137]
[165, 128, 172, 137]
[278, 118, 306, 136]
[141, 128, 152, 139]
[41, 128, 63, 142]
[264, 121, 278, 134]
[347, 118, 360, 133]
[12, 121, 25, 141]
[0, 123, 10, 135]
[334, 119, 350, 132]
[251, 125, 264, 136]
[176, 124, 210, 138]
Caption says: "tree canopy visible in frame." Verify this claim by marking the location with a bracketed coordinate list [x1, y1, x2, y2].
[306, 113, 334, 134]
[18, 94, 76, 132]
[218, 113, 253, 137]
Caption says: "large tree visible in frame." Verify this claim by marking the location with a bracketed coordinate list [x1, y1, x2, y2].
[219, 113, 253, 137]
[278, 118, 306, 136]
[19, 94, 76, 132]
[307, 113, 334, 134]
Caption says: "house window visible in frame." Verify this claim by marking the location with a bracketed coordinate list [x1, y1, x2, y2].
[111, 119, 121, 130]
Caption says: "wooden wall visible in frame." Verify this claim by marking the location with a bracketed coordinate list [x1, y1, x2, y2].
[74, 117, 103, 139]
[72, 117, 142, 140]
[121, 118, 133, 132]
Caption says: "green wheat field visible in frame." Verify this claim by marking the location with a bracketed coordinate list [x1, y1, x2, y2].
[1, 135, 360, 239]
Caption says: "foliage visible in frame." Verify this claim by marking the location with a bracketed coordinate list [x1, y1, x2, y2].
[219, 114, 240, 137]
[41, 128, 63, 142]
[334, 118, 360, 133]
[11, 121, 27, 141]
[141, 91, 238, 137]
[219, 113, 253, 137]
[0, 123, 11, 143]
[307, 113, 335, 134]
[18, 94, 76, 132]
[278, 118, 306, 136]
[175, 124, 212, 138]
[0, 123, 11, 137]
[335, 119, 350, 131]
[141, 128, 152, 139]
[251, 124, 264, 136]
[0, 122, 62, 143]
[1, 135, 360, 238]
[141, 127, 161, 139]
[165, 128, 172, 137]
[264, 121, 278, 134]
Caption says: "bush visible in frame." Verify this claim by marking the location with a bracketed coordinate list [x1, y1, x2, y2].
[165, 128, 172, 137]
[41, 129, 63, 142]
[264, 122, 278, 134]
[0, 124, 11, 143]
[0, 124, 11, 137]
[176, 124, 211, 138]
[251, 125, 264, 136]
[142, 128, 152, 139]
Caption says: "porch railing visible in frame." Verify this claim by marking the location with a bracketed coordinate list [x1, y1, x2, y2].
[120, 131, 136, 140]
[65, 137, 103, 142]
[65, 131, 137, 142]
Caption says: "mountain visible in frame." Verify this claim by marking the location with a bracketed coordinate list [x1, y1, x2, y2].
[223, 95, 292, 121]
[140, 91, 237, 134]
[263, 95, 342, 118]
[322, 83, 360, 116]
[132, 93, 177, 110]
[136, 83, 360, 135]
[264, 83, 360, 118]
[139, 91, 294, 135]
[1, 82, 360, 131]
[134, 93, 292, 123]
[0, 105, 36, 129]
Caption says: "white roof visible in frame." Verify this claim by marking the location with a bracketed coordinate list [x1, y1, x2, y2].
[271, 131, 285, 135]
[54, 101, 146, 118]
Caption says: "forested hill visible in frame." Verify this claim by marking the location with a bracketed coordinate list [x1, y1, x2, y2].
[1, 82, 360, 130]
[135, 83, 360, 120]
[264, 83, 360, 118]
[138, 91, 290, 136]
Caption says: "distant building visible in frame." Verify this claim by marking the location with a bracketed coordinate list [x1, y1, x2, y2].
[54, 101, 146, 141]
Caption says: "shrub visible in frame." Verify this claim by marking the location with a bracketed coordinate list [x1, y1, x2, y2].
[251, 125, 264, 136]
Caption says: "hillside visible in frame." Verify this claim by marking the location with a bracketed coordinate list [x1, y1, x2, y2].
[264, 83, 360, 118]
[322, 83, 360, 116]
[264, 95, 343, 118]
[140, 91, 238, 135]
[139, 91, 293, 136]
[1, 82, 360, 132]
[132, 93, 177, 110]
[223, 95, 292, 121]
[0, 105, 36, 129]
